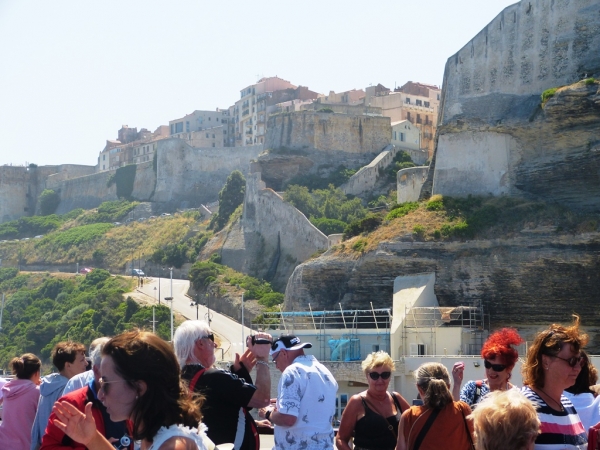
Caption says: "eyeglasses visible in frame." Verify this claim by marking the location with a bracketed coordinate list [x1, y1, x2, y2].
[484, 360, 507, 372]
[368, 371, 391, 380]
[552, 355, 584, 368]
[272, 352, 281, 362]
[199, 334, 214, 342]
[98, 378, 132, 395]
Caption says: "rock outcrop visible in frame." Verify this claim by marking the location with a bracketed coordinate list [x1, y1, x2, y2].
[285, 230, 600, 350]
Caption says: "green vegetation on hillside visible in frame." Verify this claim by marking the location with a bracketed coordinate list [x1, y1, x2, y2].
[150, 232, 212, 268]
[189, 261, 283, 307]
[285, 165, 358, 191]
[0, 268, 173, 370]
[80, 200, 138, 225]
[210, 170, 246, 232]
[335, 195, 599, 254]
[284, 184, 367, 235]
[385, 151, 416, 182]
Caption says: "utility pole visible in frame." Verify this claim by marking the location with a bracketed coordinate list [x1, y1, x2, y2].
[165, 267, 174, 341]
[150, 306, 158, 333]
[0, 293, 5, 331]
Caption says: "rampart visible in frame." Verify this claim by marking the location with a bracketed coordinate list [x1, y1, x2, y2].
[431, 0, 600, 207]
[397, 167, 429, 204]
[0, 166, 31, 222]
[219, 172, 329, 289]
[153, 139, 263, 206]
[265, 111, 391, 154]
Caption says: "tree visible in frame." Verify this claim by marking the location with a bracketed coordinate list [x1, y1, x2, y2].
[39, 189, 60, 216]
[211, 170, 246, 231]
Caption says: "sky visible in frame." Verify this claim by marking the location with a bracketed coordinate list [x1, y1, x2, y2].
[0, 0, 518, 167]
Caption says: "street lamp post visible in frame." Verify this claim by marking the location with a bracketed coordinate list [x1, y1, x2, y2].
[241, 291, 245, 346]
[168, 267, 174, 340]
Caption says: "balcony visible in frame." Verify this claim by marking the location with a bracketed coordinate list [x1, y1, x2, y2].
[242, 109, 250, 117]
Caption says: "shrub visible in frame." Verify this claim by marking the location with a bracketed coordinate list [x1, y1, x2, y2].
[426, 195, 444, 211]
[385, 202, 419, 221]
[310, 217, 347, 235]
[541, 87, 558, 104]
[258, 292, 284, 307]
[45, 223, 114, 249]
[584, 78, 596, 85]
[433, 229, 442, 239]
[39, 190, 61, 216]
[81, 200, 137, 224]
[210, 170, 245, 231]
[413, 224, 426, 237]
[189, 261, 223, 290]
[343, 214, 382, 240]
[352, 239, 368, 252]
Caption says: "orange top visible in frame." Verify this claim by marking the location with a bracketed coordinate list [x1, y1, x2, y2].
[402, 401, 474, 450]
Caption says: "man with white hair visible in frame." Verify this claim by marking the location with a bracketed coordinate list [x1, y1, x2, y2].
[173, 320, 272, 450]
[260, 335, 338, 450]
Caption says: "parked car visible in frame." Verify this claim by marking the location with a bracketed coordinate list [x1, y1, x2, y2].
[21, 238, 30, 241]
[149, 215, 157, 219]
[137, 217, 146, 222]
[132, 269, 145, 277]
[79, 267, 93, 274]
[34, 235, 44, 239]
[160, 213, 171, 217]
[125, 218, 134, 223]
[113, 222, 122, 226]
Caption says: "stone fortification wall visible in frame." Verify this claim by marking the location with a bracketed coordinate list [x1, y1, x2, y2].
[51, 170, 118, 214]
[397, 167, 429, 204]
[219, 172, 328, 289]
[341, 145, 395, 196]
[0, 166, 31, 222]
[431, 0, 600, 209]
[44, 165, 96, 184]
[442, 0, 600, 124]
[153, 139, 263, 207]
[265, 112, 391, 154]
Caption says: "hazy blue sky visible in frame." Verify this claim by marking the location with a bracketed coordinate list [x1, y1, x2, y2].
[0, 1, 517, 167]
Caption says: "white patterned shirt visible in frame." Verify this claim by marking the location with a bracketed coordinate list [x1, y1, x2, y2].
[274, 355, 338, 450]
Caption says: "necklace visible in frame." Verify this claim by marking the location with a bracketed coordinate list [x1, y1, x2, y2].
[536, 387, 564, 411]
[367, 390, 388, 404]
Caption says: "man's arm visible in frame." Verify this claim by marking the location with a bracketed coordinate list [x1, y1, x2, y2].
[246, 332, 272, 409]
[267, 407, 297, 427]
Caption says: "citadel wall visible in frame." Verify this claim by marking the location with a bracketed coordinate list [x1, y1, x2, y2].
[397, 166, 429, 204]
[432, 0, 600, 203]
[265, 112, 391, 154]
[0, 166, 31, 222]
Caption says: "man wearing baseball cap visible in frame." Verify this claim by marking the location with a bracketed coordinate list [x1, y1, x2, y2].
[260, 335, 338, 450]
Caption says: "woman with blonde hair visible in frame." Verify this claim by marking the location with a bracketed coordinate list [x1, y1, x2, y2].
[396, 362, 474, 450]
[336, 351, 410, 450]
[0, 353, 41, 448]
[469, 389, 540, 450]
[521, 315, 588, 449]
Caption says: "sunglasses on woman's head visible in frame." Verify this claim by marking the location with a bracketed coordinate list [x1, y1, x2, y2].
[200, 333, 214, 342]
[368, 371, 391, 380]
[484, 360, 507, 372]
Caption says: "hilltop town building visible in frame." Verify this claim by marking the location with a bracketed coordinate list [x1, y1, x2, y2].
[365, 82, 440, 158]
[169, 109, 233, 147]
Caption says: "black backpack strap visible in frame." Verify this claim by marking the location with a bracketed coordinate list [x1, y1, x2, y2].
[412, 408, 441, 450]
[391, 392, 403, 414]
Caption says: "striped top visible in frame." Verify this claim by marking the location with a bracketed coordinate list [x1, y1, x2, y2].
[521, 386, 588, 449]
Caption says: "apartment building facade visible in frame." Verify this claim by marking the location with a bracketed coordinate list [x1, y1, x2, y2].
[169, 109, 232, 147]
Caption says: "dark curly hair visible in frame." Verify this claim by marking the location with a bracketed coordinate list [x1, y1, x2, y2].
[102, 330, 203, 442]
[522, 315, 589, 388]
[481, 328, 524, 370]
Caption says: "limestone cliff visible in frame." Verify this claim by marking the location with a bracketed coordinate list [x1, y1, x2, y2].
[285, 231, 600, 350]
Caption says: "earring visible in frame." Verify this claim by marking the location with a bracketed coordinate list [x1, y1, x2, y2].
[135, 395, 139, 399]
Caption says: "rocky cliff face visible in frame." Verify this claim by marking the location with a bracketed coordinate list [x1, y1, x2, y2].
[285, 230, 600, 350]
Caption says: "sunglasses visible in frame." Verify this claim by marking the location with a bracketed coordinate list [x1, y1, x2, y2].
[200, 334, 214, 342]
[553, 355, 584, 368]
[368, 371, 391, 380]
[272, 351, 281, 362]
[484, 360, 507, 372]
[98, 378, 132, 395]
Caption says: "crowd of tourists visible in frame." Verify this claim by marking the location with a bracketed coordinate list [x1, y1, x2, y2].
[0, 315, 597, 449]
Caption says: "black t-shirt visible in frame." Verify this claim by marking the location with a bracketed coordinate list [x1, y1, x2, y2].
[182, 364, 258, 450]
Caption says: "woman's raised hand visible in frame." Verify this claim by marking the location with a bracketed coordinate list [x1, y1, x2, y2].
[52, 401, 98, 446]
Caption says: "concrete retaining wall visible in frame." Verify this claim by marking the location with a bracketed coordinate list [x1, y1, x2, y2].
[397, 166, 429, 204]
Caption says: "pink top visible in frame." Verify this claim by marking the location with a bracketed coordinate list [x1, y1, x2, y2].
[0, 378, 40, 448]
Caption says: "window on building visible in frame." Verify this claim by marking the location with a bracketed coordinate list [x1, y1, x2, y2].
[170, 124, 174, 134]
[424, 101, 430, 107]
[437, 94, 440, 100]
[186, 121, 190, 132]
[417, 114, 422, 124]
[103, 155, 106, 160]
[209, 117, 211, 121]
[393, 131, 397, 140]
[212, 134, 215, 138]
[212, 143, 215, 147]
[206, 133, 209, 138]
[400, 132, 405, 142]
[425, 116, 430, 125]
[175, 122, 183, 133]
[416, 99, 422, 106]
[405, 97, 411, 104]
[407, 112, 411, 122]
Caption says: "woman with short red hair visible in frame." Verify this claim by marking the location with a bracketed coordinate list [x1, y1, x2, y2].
[451, 328, 524, 407]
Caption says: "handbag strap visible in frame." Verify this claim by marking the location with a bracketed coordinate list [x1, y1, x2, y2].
[412, 408, 441, 450]
[460, 406, 476, 450]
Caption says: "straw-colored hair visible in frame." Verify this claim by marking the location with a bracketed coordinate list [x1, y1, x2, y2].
[415, 362, 452, 409]
[470, 390, 540, 450]
[361, 351, 395, 374]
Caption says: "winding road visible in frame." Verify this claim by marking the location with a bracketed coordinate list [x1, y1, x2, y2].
[129, 276, 253, 362]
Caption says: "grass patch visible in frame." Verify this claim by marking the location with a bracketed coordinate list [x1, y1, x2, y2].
[541, 87, 558, 105]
